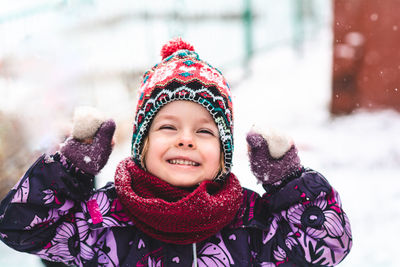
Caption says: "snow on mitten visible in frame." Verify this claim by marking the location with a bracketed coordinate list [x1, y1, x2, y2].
[71, 106, 106, 140]
[246, 129, 301, 185]
[60, 107, 116, 175]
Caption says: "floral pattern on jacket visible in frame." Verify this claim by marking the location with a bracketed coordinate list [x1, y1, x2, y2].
[0, 154, 352, 266]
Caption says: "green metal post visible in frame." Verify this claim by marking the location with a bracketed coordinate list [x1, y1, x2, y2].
[243, 0, 253, 69]
[292, 0, 305, 53]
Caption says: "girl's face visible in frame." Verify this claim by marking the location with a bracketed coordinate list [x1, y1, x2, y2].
[144, 101, 221, 187]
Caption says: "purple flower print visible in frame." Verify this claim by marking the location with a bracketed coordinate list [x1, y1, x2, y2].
[42, 188, 61, 205]
[80, 242, 95, 261]
[146, 257, 163, 267]
[24, 209, 61, 230]
[102, 229, 119, 266]
[97, 249, 118, 267]
[285, 232, 299, 251]
[75, 211, 90, 241]
[273, 245, 286, 262]
[37, 222, 77, 263]
[41, 183, 75, 209]
[25, 201, 74, 231]
[82, 192, 130, 227]
[344, 210, 352, 238]
[197, 243, 231, 267]
[74, 210, 93, 261]
[58, 200, 74, 214]
[262, 214, 279, 244]
[39, 219, 119, 266]
[52, 222, 76, 248]
[196, 233, 234, 267]
[137, 247, 164, 267]
[11, 177, 29, 204]
[80, 228, 119, 265]
[83, 192, 111, 225]
[287, 192, 344, 239]
[110, 199, 131, 223]
[87, 192, 110, 214]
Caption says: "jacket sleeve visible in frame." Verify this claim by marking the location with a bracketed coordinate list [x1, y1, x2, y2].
[247, 168, 352, 266]
[0, 153, 131, 266]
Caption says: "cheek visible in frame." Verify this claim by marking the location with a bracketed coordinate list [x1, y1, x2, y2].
[202, 141, 221, 168]
[144, 140, 165, 177]
[144, 135, 165, 163]
[146, 140, 163, 159]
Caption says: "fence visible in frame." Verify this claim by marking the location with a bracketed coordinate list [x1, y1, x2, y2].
[1, 0, 331, 83]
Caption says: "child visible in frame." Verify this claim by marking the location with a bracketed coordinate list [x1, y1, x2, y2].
[0, 38, 352, 266]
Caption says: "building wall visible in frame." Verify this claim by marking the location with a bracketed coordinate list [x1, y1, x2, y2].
[332, 0, 400, 114]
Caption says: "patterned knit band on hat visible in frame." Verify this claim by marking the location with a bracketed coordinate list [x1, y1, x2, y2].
[131, 37, 234, 179]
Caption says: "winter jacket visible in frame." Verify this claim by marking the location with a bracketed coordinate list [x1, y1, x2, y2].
[0, 153, 352, 266]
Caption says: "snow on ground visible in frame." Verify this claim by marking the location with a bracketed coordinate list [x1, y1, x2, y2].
[1, 29, 400, 267]
[232, 32, 400, 267]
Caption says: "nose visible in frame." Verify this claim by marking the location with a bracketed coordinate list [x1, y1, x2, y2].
[176, 132, 195, 149]
[178, 142, 194, 148]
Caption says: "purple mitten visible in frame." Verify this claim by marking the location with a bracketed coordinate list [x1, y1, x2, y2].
[60, 119, 116, 175]
[246, 129, 301, 185]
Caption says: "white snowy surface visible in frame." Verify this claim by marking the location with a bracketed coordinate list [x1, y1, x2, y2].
[1, 17, 400, 267]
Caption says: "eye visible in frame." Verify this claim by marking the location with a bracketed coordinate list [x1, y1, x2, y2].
[197, 128, 215, 136]
[159, 125, 176, 131]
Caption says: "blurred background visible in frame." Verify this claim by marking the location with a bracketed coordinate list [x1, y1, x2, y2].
[0, 0, 399, 266]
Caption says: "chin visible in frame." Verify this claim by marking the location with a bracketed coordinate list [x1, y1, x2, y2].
[170, 180, 199, 188]
[165, 176, 202, 188]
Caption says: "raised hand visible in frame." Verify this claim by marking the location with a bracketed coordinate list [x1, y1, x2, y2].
[60, 107, 116, 175]
[246, 129, 301, 185]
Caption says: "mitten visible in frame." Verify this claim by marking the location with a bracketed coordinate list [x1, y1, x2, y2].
[60, 107, 116, 175]
[246, 129, 301, 185]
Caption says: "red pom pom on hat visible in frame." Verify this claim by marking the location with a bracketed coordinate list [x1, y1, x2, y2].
[160, 37, 195, 60]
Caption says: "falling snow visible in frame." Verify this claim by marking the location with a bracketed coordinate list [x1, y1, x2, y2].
[370, 13, 379, 21]
[1, 10, 400, 267]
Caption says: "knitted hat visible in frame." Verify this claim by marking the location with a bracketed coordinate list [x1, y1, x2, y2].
[131, 37, 234, 178]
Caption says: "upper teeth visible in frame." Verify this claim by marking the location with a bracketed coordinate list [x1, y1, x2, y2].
[169, 159, 199, 166]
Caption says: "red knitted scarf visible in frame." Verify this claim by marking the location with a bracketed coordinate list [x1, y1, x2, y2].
[114, 158, 243, 245]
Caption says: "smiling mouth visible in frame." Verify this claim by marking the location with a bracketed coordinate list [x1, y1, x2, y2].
[167, 159, 200, 166]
